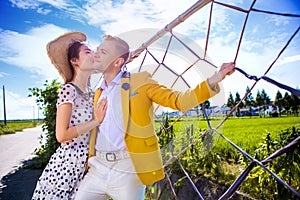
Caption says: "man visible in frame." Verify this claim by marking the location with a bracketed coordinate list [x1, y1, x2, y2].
[75, 35, 235, 199]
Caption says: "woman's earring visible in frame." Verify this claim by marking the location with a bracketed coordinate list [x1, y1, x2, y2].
[122, 65, 128, 72]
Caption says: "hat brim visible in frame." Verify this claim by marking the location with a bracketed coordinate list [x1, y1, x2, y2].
[47, 32, 87, 82]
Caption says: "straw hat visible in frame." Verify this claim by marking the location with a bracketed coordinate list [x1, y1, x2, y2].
[46, 32, 87, 82]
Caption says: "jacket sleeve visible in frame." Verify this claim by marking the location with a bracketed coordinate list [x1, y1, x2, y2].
[140, 74, 220, 112]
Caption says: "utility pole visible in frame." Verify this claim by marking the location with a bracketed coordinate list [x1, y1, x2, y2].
[3, 85, 7, 125]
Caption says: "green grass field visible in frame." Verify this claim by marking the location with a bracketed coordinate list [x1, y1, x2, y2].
[156, 116, 299, 199]
[0, 120, 40, 135]
[212, 116, 299, 155]
[158, 116, 299, 160]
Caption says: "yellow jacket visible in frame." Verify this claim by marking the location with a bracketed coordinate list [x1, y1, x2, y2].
[88, 71, 220, 185]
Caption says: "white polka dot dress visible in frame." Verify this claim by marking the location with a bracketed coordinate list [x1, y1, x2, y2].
[32, 83, 93, 200]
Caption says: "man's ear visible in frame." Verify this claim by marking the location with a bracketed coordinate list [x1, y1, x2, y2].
[115, 57, 125, 68]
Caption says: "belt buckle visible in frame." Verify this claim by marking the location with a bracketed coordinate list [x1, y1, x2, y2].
[106, 152, 116, 161]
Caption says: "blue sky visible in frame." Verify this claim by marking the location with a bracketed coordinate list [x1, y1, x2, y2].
[0, 0, 299, 120]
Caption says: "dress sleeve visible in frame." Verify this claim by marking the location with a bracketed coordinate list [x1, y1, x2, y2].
[56, 83, 76, 107]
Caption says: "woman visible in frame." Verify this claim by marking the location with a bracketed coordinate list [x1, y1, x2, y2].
[32, 32, 107, 200]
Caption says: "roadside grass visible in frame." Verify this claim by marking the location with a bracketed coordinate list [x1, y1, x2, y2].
[0, 120, 42, 135]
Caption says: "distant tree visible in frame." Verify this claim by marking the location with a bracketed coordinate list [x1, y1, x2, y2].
[290, 94, 300, 116]
[283, 92, 292, 116]
[255, 90, 263, 117]
[244, 86, 254, 107]
[255, 90, 263, 107]
[244, 86, 255, 118]
[255, 89, 270, 117]
[234, 92, 244, 117]
[227, 92, 235, 110]
[261, 89, 271, 109]
[274, 90, 284, 117]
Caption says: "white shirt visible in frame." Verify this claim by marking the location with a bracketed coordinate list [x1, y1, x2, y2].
[95, 72, 126, 152]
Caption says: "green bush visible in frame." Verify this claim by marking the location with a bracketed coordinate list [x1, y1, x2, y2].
[28, 80, 61, 168]
[241, 126, 300, 199]
[271, 112, 279, 117]
[0, 124, 14, 135]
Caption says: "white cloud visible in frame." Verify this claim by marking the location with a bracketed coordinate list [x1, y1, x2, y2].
[37, 7, 51, 15]
[0, 90, 40, 120]
[0, 72, 9, 77]
[80, 0, 298, 101]
[0, 24, 70, 82]
[8, 0, 230, 38]
[268, 15, 290, 26]
[2, 0, 299, 119]
[39, 0, 70, 8]
[276, 54, 300, 66]
[9, 0, 40, 9]
[9, 0, 83, 23]
[107, 0, 232, 38]
[84, 0, 169, 35]
[9, 0, 69, 9]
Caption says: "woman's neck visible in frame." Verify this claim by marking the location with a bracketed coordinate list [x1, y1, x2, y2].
[71, 72, 90, 92]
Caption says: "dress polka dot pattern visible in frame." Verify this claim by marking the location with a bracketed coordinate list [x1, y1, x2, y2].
[32, 83, 93, 200]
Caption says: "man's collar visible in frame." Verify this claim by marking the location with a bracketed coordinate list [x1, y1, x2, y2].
[100, 71, 124, 90]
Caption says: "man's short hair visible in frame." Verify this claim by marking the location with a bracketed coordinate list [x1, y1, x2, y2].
[103, 35, 130, 64]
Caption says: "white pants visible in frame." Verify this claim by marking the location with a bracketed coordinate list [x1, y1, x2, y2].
[75, 156, 146, 200]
